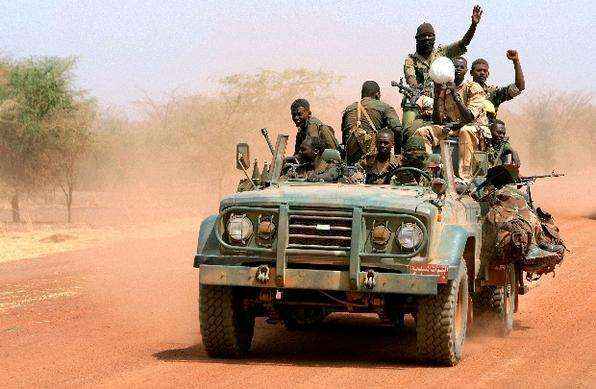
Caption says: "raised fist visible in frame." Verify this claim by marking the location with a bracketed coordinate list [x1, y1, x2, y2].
[506, 50, 520, 62]
[472, 5, 483, 24]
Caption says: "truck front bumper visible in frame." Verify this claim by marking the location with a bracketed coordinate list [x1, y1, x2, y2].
[199, 264, 441, 295]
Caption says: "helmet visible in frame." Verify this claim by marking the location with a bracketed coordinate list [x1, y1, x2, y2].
[404, 136, 426, 152]
[429, 57, 455, 84]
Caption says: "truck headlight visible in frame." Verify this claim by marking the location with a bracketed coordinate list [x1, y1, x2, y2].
[227, 214, 253, 243]
[371, 225, 391, 250]
[396, 223, 423, 250]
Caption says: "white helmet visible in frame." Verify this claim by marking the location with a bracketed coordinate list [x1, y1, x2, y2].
[429, 56, 455, 84]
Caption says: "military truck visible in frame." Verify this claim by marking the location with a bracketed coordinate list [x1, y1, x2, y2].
[193, 132, 519, 366]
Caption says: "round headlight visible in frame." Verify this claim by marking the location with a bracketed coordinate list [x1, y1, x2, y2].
[396, 223, 423, 250]
[227, 214, 253, 243]
[257, 218, 276, 239]
[371, 225, 391, 249]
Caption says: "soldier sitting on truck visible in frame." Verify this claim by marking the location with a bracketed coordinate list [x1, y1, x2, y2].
[350, 129, 401, 185]
[470, 50, 525, 115]
[290, 98, 339, 156]
[283, 137, 341, 182]
[487, 119, 521, 168]
[391, 135, 432, 185]
[413, 56, 489, 181]
[341, 81, 402, 164]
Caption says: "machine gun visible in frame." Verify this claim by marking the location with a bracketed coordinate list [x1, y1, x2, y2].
[391, 78, 424, 105]
[391, 78, 425, 130]
[519, 171, 565, 185]
[518, 171, 565, 209]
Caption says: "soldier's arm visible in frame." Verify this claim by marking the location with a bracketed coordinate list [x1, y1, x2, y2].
[461, 5, 482, 46]
[319, 124, 340, 150]
[340, 109, 350, 146]
[383, 104, 404, 153]
[294, 131, 304, 156]
[432, 84, 443, 124]
[404, 56, 418, 88]
[507, 50, 525, 92]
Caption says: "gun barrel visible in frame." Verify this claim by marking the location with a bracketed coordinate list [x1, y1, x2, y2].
[261, 128, 275, 157]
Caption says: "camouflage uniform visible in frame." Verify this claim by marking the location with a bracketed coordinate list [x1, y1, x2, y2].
[488, 138, 520, 167]
[482, 84, 521, 114]
[414, 81, 488, 180]
[355, 153, 402, 185]
[392, 136, 430, 185]
[404, 41, 468, 98]
[341, 97, 402, 164]
[294, 116, 339, 156]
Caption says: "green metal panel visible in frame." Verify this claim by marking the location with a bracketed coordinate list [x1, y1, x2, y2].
[349, 207, 363, 290]
[199, 264, 438, 295]
[275, 204, 289, 286]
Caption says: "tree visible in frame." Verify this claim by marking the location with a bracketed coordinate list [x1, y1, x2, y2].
[0, 57, 76, 222]
[44, 100, 96, 222]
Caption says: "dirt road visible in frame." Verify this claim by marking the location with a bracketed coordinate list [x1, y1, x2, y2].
[1, 215, 595, 388]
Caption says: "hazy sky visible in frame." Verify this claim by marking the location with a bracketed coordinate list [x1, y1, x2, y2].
[2, 0, 594, 109]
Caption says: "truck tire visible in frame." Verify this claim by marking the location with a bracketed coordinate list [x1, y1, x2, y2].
[416, 261, 468, 366]
[199, 285, 255, 358]
[474, 265, 515, 336]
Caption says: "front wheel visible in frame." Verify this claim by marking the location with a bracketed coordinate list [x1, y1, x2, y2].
[199, 285, 255, 358]
[416, 261, 469, 366]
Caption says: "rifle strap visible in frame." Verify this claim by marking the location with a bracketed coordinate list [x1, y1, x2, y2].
[357, 101, 377, 133]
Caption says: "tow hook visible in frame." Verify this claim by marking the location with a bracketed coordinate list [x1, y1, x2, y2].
[256, 265, 270, 284]
[364, 269, 376, 290]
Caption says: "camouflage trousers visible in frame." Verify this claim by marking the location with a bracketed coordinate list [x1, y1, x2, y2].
[414, 124, 488, 180]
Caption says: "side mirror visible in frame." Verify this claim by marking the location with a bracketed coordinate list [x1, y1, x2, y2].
[321, 149, 341, 164]
[236, 143, 250, 170]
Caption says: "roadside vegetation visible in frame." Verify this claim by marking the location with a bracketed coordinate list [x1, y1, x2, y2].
[0, 54, 593, 227]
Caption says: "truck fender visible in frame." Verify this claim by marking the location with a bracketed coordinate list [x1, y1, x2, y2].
[435, 225, 477, 285]
[195, 215, 219, 265]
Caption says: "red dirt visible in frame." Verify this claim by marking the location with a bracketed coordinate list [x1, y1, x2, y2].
[1, 214, 595, 388]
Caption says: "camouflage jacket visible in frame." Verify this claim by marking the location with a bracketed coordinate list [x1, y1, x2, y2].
[341, 98, 402, 143]
[356, 154, 402, 185]
[294, 116, 339, 155]
[482, 83, 521, 113]
[404, 41, 468, 98]
[488, 139, 520, 166]
[436, 81, 488, 130]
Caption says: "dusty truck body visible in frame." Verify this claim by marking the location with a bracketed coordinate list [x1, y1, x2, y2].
[194, 134, 515, 366]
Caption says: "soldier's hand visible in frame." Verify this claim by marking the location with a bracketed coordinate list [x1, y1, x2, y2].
[471, 5, 483, 24]
[506, 50, 519, 62]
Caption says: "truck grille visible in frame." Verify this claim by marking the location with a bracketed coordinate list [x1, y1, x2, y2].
[288, 210, 353, 251]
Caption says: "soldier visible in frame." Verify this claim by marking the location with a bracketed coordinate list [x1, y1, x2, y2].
[404, 5, 483, 98]
[392, 135, 431, 185]
[290, 99, 338, 155]
[471, 50, 525, 115]
[341, 81, 402, 164]
[283, 137, 340, 182]
[351, 129, 401, 185]
[413, 56, 489, 181]
[488, 119, 521, 167]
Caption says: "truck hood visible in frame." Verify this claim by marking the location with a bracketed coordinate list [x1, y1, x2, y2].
[220, 183, 437, 214]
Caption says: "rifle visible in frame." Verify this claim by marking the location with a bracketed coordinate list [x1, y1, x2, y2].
[391, 78, 424, 106]
[518, 171, 565, 209]
[519, 171, 565, 185]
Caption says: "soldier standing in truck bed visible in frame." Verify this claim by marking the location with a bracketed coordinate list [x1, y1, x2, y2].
[413, 57, 489, 181]
[404, 5, 483, 98]
[341, 81, 402, 164]
[291, 98, 338, 156]
[470, 50, 525, 116]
